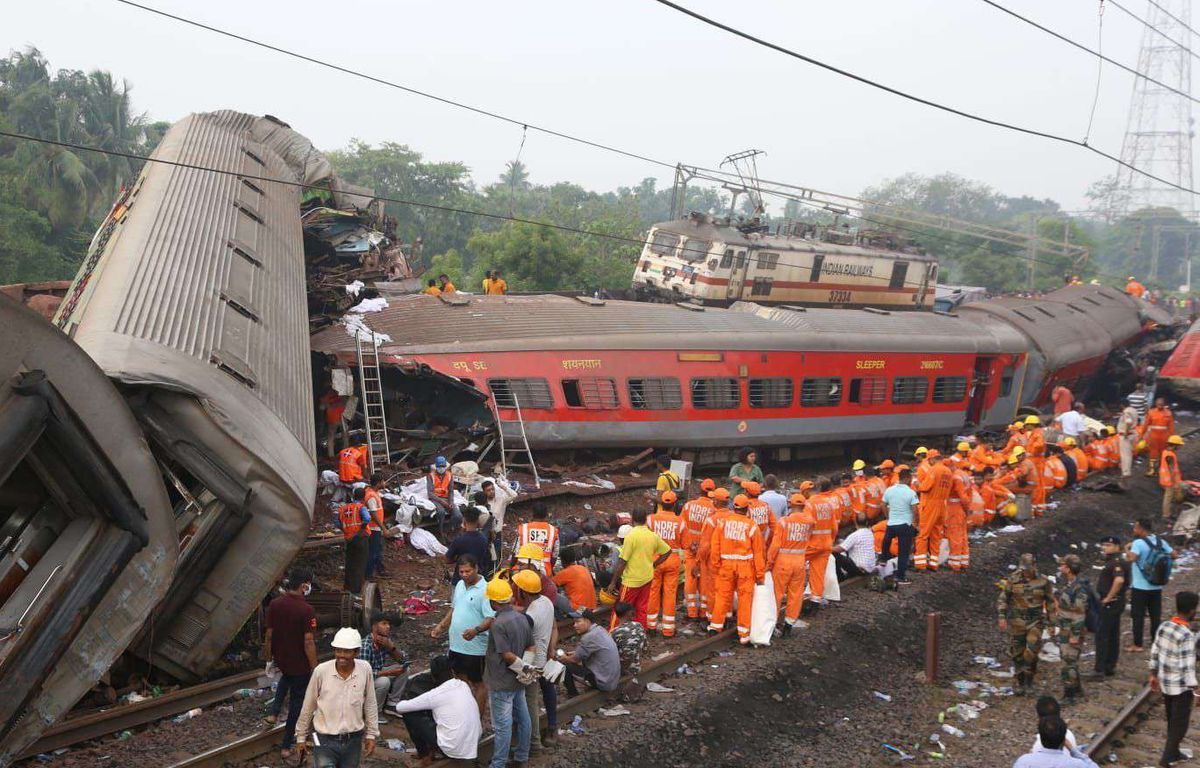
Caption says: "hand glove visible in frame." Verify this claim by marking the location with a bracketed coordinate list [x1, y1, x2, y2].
[508, 657, 533, 676]
[541, 659, 566, 683]
[516, 668, 540, 685]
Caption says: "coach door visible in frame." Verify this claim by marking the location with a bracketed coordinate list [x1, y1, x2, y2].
[727, 249, 749, 300]
[967, 357, 994, 425]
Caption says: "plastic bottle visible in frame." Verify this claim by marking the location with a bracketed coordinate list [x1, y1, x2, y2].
[941, 724, 966, 738]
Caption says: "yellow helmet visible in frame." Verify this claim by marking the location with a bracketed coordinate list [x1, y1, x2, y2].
[1061, 437, 1076, 448]
[915, 446, 928, 456]
[512, 569, 543, 594]
[1024, 414, 1041, 426]
[516, 543, 545, 562]
[1169, 434, 1185, 446]
[1010, 421, 1024, 431]
[956, 441, 970, 452]
[852, 459, 866, 471]
[1106, 426, 1116, 435]
[1007, 454, 1020, 465]
[1002, 501, 1019, 518]
[1136, 439, 1148, 453]
[485, 577, 513, 602]
[1012, 446, 1026, 457]
[598, 588, 618, 606]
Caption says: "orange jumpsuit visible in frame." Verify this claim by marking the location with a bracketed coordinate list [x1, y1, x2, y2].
[944, 469, 972, 571]
[767, 508, 813, 626]
[1160, 448, 1183, 518]
[1042, 455, 1068, 491]
[1144, 407, 1175, 464]
[872, 519, 899, 556]
[832, 485, 854, 525]
[1087, 439, 1111, 472]
[804, 492, 839, 602]
[681, 496, 715, 618]
[863, 476, 887, 521]
[1025, 428, 1048, 515]
[971, 444, 1002, 471]
[746, 497, 779, 547]
[696, 507, 731, 620]
[707, 511, 765, 643]
[1126, 279, 1146, 298]
[1066, 447, 1090, 482]
[647, 510, 687, 636]
[337, 445, 368, 482]
[850, 477, 870, 518]
[976, 480, 1012, 525]
[915, 463, 952, 570]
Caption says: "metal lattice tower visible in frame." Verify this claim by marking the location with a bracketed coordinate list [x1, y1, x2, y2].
[1109, 0, 1195, 220]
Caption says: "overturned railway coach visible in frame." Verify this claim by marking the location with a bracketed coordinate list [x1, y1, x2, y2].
[311, 285, 1163, 455]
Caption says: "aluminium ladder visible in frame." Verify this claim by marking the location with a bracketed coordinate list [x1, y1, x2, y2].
[494, 391, 541, 489]
[355, 331, 391, 473]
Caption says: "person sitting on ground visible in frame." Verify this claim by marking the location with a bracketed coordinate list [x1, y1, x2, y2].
[423, 278, 442, 296]
[832, 514, 877, 581]
[361, 612, 409, 720]
[388, 656, 453, 766]
[559, 609, 621, 697]
[426, 456, 462, 538]
[1029, 696, 1076, 752]
[445, 505, 493, 581]
[552, 547, 597, 611]
[609, 601, 648, 676]
[1014, 715, 1098, 767]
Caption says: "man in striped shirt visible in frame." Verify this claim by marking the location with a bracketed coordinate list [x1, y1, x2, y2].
[1127, 382, 1150, 424]
[1149, 590, 1199, 768]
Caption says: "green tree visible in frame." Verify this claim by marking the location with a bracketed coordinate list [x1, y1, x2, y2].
[466, 221, 583, 291]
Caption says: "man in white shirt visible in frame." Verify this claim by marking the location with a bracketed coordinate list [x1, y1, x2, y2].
[391, 664, 481, 764]
[480, 477, 517, 535]
[832, 517, 877, 581]
[1056, 403, 1085, 439]
[513, 568, 557, 752]
[759, 474, 789, 519]
[1117, 403, 1140, 480]
[295, 627, 379, 766]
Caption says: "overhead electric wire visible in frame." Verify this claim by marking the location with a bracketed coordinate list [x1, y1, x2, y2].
[1144, 0, 1200, 40]
[649, 0, 1200, 199]
[977, 0, 1200, 107]
[1105, 0, 1200, 63]
[3, 129, 1147, 294]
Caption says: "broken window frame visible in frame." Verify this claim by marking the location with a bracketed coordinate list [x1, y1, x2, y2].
[561, 378, 620, 410]
[800, 377, 842, 407]
[627, 377, 683, 410]
[848, 376, 888, 405]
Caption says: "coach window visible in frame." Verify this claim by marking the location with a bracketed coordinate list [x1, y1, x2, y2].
[810, 254, 824, 282]
[889, 261, 909, 289]
[628, 377, 683, 410]
[641, 260, 651, 272]
[750, 277, 773, 296]
[757, 252, 779, 270]
[892, 376, 928, 404]
[720, 249, 734, 269]
[848, 376, 887, 405]
[562, 378, 620, 409]
[800, 377, 842, 407]
[489, 377, 554, 409]
[999, 368, 1015, 397]
[649, 231, 680, 256]
[683, 239, 711, 263]
[932, 376, 969, 403]
[690, 378, 740, 409]
[734, 250, 747, 270]
[749, 378, 793, 408]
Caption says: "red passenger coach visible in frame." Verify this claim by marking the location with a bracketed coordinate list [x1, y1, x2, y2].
[311, 295, 1029, 451]
[1161, 316, 1200, 401]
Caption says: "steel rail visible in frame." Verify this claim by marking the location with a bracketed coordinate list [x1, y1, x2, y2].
[1084, 684, 1155, 758]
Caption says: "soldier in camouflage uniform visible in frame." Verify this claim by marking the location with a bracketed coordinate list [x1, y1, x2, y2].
[1054, 554, 1089, 702]
[997, 553, 1053, 695]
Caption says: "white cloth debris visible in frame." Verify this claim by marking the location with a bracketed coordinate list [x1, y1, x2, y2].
[996, 525, 1026, 534]
[409, 528, 448, 557]
[345, 280, 365, 296]
[598, 705, 631, 717]
[348, 297, 389, 314]
[749, 572, 777, 646]
[342, 314, 392, 347]
[645, 682, 675, 693]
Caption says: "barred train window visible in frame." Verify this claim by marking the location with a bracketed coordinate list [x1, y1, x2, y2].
[489, 378, 554, 409]
[690, 378, 740, 409]
[750, 277, 773, 296]
[562, 378, 620, 409]
[933, 376, 969, 403]
[649, 231, 680, 256]
[892, 377, 929, 405]
[800, 377, 842, 407]
[628, 377, 683, 410]
[749, 378, 793, 408]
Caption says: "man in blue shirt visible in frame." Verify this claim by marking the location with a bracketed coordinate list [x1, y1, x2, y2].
[879, 468, 919, 585]
[1012, 715, 1098, 767]
[430, 554, 495, 714]
[1125, 518, 1175, 652]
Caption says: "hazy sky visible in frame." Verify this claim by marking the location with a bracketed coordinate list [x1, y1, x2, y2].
[5, 0, 1176, 212]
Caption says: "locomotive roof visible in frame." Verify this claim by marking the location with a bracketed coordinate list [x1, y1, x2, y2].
[310, 294, 1025, 357]
[651, 218, 936, 262]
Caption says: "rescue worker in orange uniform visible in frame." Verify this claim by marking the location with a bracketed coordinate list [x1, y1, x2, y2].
[1160, 434, 1185, 520]
[970, 438, 1002, 471]
[1086, 430, 1111, 471]
[425, 455, 461, 536]
[863, 466, 887, 521]
[695, 487, 731, 620]
[951, 441, 972, 468]
[850, 460, 871, 518]
[1001, 446, 1037, 519]
[889, 463, 910, 487]
[877, 459, 896, 486]
[1004, 421, 1028, 454]
[1042, 445, 1069, 491]
[338, 486, 372, 594]
[832, 473, 855, 525]
[338, 444, 368, 483]
[767, 492, 814, 637]
[647, 491, 687, 637]
[1062, 437, 1090, 483]
[1125, 276, 1147, 298]
[803, 478, 840, 611]
[741, 481, 778, 546]
[977, 467, 1015, 524]
[517, 503, 559, 575]
[1023, 415, 1048, 516]
[913, 447, 932, 491]
[944, 463, 973, 571]
[681, 479, 717, 619]
[707, 494, 765, 644]
[1142, 398, 1176, 477]
[914, 453, 953, 571]
[872, 519, 900, 557]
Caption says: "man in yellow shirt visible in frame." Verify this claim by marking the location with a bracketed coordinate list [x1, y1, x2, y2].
[606, 506, 670, 629]
[483, 269, 508, 295]
[422, 279, 441, 296]
[437, 274, 456, 293]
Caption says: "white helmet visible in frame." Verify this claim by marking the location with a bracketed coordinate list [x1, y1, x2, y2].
[617, 524, 633, 540]
[331, 627, 363, 650]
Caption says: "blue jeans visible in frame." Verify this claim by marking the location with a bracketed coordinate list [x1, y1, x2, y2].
[366, 530, 383, 578]
[489, 688, 530, 768]
[269, 672, 311, 749]
[312, 731, 363, 767]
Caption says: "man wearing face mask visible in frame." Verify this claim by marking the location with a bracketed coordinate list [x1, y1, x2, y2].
[264, 567, 319, 760]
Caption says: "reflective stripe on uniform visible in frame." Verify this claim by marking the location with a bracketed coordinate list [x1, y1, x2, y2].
[721, 553, 753, 560]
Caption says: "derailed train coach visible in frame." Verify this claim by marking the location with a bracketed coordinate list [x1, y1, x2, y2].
[310, 284, 1168, 458]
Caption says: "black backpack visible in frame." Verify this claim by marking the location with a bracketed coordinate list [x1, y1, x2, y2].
[1138, 536, 1173, 587]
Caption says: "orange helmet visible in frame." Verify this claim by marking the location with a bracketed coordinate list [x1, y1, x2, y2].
[788, 492, 806, 506]
[700, 478, 716, 492]
[878, 459, 895, 470]
[799, 480, 815, 491]
[742, 481, 762, 496]
[927, 449, 941, 458]
[711, 487, 730, 501]
[660, 490, 677, 505]
[733, 494, 750, 509]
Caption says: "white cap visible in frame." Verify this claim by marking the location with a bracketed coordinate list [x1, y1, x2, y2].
[331, 627, 362, 650]
[617, 524, 633, 540]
